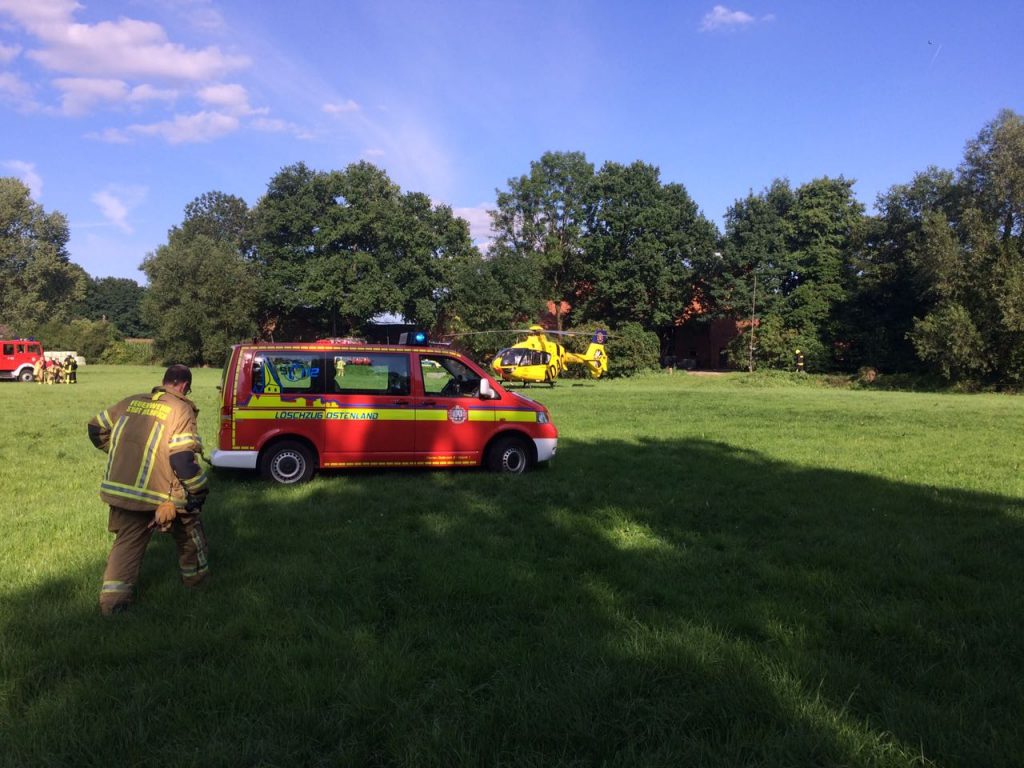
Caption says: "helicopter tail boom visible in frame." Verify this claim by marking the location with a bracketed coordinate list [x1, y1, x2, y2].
[564, 329, 609, 379]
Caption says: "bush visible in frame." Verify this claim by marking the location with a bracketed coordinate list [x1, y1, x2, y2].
[34, 317, 121, 360]
[605, 322, 660, 378]
[99, 339, 159, 365]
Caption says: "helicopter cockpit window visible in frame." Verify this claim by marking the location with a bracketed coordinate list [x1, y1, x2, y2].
[499, 349, 549, 367]
[421, 355, 481, 398]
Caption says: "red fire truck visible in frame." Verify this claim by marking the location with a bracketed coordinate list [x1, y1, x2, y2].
[0, 339, 44, 382]
[211, 335, 558, 483]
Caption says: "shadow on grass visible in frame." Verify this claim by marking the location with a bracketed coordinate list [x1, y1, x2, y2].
[3, 438, 1023, 767]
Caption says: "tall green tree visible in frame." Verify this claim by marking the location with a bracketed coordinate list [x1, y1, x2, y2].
[783, 176, 865, 368]
[580, 161, 718, 347]
[0, 177, 86, 334]
[718, 179, 796, 369]
[141, 230, 257, 366]
[182, 191, 250, 250]
[142, 191, 256, 365]
[490, 151, 595, 328]
[895, 110, 1024, 385]
[249, 162, 478, 338]
[80, 276, 150, 337]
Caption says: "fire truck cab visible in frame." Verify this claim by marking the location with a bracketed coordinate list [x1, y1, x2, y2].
[0, 339, 44, 382]
[211, 337, 558, 483]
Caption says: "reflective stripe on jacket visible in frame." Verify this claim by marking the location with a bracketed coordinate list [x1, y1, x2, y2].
[89, 387, 207, 512]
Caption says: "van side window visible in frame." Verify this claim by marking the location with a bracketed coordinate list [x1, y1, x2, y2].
[2, 344, 12, 355]
[330, 353, 410, 396]
[251, 354, 325, 395]
[421, 355, 481, 398]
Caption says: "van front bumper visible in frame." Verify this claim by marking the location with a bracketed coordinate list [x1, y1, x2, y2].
[533, 438, 557, 463]
[211, 449, 258, 470]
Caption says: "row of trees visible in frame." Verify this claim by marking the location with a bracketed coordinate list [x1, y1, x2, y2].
[2, 110, 1022, 384]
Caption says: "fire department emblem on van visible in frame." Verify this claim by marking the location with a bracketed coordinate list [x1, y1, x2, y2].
[448, 405, 468, 424]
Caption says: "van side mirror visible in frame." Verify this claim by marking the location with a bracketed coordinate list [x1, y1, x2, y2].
[478, 378, 499, 400]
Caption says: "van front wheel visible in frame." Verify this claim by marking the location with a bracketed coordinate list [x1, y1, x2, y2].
[487, 435, 532, 475]
[260, 441, 315, 484]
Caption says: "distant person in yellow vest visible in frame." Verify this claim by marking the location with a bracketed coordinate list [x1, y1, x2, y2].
[87, 364, 210, 615]
[64, 354, 78, 383]
[32, 356, 43, 383]
[794, 349, 805, 373]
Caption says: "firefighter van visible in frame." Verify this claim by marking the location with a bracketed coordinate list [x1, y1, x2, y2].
[0, 339, 44, 382]
[210, 336, 558, 483]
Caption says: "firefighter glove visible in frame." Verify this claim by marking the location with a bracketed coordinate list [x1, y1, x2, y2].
[153, 499, 177, 531]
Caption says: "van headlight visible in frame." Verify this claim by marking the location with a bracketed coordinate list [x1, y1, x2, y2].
[537, 412, 549, 424]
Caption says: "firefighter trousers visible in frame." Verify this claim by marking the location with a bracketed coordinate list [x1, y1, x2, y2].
[100, 505, 209, 615]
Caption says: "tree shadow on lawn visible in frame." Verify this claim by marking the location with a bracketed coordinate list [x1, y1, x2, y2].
[3, 437, 1023, 767]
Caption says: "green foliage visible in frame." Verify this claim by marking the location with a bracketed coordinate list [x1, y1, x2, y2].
[182, 190, 250, 248]
[248, 162, 477, 339]
[79, 276, 150, 337]
[99, 339, 158, 365]
[141, 231, 257, 366]
[34, 316, 120, 360]
[909, 301, 990, 381]
[9, 108, 1024, 387]
[491, 151, 595, 329]
[605, 321, 660, 377]
[580, 162, 719, 332]
[0, 177, 86, 334]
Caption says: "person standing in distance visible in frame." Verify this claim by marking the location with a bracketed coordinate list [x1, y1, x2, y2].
[87, 364, 209, 615]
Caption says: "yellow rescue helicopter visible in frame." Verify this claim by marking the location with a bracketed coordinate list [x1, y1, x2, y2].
[489, 326, 609, 386]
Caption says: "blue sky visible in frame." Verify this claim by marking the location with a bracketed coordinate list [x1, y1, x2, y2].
[2, 0, 1022, 281]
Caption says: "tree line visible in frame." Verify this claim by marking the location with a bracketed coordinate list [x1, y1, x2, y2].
[1, 109, 1021, 385]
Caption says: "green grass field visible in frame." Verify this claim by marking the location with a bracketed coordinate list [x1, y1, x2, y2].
[2, 366, 1022, 767]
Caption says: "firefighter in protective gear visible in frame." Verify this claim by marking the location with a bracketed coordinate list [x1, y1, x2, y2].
[87, 364, 210, 615]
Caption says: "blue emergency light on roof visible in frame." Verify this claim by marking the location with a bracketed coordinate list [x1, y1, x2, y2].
[398, 331, 429, 345]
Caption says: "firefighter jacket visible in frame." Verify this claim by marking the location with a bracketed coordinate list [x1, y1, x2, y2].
[88, 387, 209, 512]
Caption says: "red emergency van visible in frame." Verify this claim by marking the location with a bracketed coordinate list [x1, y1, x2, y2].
[211, 338, 558, 483]
[0, 339, 44, 382]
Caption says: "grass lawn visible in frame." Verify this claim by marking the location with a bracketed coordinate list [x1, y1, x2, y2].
[1, 366, 1022, 767]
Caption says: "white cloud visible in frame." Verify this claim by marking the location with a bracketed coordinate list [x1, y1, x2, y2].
[362, 148, 385, 157]
[3, 160, 43, 199]
[0, 0, 249, 80]
[452, 203, 495, 246]
[0, 71, 35, 106]
[91, 185, 147, 234]
[89, 110, 239, 144]
[124, 110, 240, 144]
[250, 116, 313, 140]
[54, 77, 128, 115]
[127, 83, 178, 104]
[323, 99, 361, 115]
[0, 41, 21, 62]
[700, 5, 757, 32]
[197, 82, 266, 116]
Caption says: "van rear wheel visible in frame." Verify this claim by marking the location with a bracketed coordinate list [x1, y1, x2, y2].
[487, 435, 532, 474]
[18, 370, 33, 382]
[260, 441, 315, 484]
